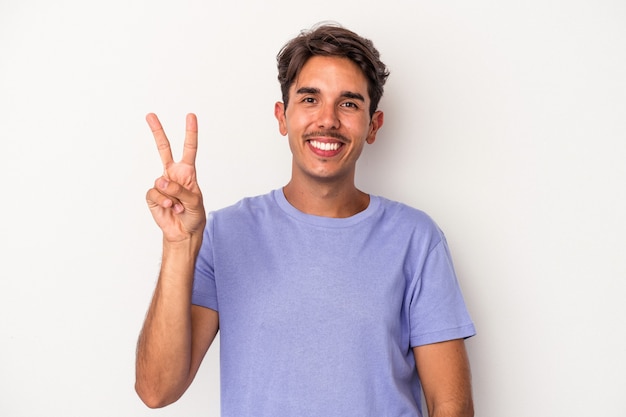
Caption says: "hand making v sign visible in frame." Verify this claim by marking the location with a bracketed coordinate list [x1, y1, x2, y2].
[145, 113, 206, 243]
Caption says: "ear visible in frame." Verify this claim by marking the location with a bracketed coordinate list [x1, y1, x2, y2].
[274, 102, 288, 136]
[366, 111, 384, 144]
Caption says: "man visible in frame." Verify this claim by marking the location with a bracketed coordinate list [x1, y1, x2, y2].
[135, 24, 475, 417]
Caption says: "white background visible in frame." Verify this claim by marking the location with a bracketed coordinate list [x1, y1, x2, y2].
[1, 1, 625, 416]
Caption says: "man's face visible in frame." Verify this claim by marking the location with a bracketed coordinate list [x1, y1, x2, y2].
[274, 55, 384, 185]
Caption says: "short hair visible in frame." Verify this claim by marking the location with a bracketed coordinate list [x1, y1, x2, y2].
[277, 23, 390, 118]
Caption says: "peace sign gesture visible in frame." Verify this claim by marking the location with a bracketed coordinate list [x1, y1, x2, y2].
[145, 113, 206, 243]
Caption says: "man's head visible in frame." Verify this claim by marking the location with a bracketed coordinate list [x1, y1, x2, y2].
[277, 24, 389, 118]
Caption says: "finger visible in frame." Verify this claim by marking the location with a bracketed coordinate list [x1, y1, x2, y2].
[182, 113, 198, 166]
[153, 177, 202, 208]
[146, 113, 174, 168]
[147, 188, 188, 216]
[146, 187, 179, 210]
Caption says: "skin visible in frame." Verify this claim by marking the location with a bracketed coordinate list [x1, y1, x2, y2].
[275, 55, 384, 218]
[135, 57, 473, 416]
[414, 340, 474, 417]
[135, 113, 218, 408]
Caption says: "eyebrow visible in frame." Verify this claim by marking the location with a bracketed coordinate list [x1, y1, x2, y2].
[296, 87, 320, 95]
[295, 87, 366, 102]
[340, 91, 366, 102]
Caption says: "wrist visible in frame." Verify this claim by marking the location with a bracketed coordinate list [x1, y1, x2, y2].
[162, 231, 203, 258]
[159, 233, 203, 289]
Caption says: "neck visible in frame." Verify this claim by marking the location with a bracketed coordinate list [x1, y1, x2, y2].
[282, 180, 370, 218]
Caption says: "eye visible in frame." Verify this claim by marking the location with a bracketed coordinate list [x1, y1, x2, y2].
[302, 97, 316, 104]
[341, 101, 359, 109]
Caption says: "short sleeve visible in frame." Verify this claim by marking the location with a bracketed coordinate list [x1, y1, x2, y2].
[409, 235, 475, 347]
[192, 214, 219, 311]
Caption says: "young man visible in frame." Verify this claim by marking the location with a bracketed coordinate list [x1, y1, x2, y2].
[136, 24, 476, 417]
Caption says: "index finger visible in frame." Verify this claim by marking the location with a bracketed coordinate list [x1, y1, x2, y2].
[182, 113, 198, 166]
[146, 113, 174, 167]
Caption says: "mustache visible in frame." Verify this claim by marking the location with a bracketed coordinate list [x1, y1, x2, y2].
[303, 131, 349, 142]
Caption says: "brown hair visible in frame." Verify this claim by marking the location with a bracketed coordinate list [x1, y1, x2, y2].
[277, 23, 390, 118]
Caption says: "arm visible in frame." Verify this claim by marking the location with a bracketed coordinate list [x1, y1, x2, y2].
[413, 339, 474, 417]
[135, 113, 219, 408]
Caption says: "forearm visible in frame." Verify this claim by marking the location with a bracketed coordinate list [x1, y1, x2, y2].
[428, 398, 474, 417]
[414, 340, 474, 417]
[135, 237, 202, 408]
[426, 376, 473, 417]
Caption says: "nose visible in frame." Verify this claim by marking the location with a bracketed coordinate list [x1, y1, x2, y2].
[317, 102, 340, 129]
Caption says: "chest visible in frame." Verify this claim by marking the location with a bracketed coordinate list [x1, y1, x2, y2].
[213, 223, 412, 338]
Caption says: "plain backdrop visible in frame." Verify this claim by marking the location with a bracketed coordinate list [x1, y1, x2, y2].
[1, 1, 625, 416]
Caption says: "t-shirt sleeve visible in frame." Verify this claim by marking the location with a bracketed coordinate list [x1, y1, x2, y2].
[409, 233, 475, 347]
[192, 214, 219, 311]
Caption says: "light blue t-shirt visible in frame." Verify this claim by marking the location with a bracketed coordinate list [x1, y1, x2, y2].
[192, 189, 475, 417]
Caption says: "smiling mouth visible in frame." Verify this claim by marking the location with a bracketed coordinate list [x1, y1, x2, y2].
[309, 140, 342, 151]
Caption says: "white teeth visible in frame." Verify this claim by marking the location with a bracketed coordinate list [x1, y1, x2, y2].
[310, 140, 340, 151]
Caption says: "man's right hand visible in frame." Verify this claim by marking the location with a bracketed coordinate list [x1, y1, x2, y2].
[145, 113, 206, 243]
[136, 113, 218, 409]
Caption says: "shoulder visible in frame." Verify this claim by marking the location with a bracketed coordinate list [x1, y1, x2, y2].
[371, 196, 447, 253]
[375, 196, 440, 230]
[206, 190, 281, 232]
[211, 191, 275, 217]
